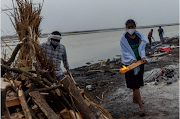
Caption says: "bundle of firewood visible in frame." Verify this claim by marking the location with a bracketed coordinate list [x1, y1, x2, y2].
[1, 62, 113, 119]
[1, 0, 113, 119]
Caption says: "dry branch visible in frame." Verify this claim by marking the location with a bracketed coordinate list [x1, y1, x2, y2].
[4, 38, 27, 66]
[18, 87, 33, 119]
[60, 75, 96, 119]
[29, 91, 59, 119]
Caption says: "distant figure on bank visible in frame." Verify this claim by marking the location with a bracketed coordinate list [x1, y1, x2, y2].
[41, 31, 69, 82]
[120, 19, 150, 117]
[148, 29, 154, 45]
[158, 26, 164, 43]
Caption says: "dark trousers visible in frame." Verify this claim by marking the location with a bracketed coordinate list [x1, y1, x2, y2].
[159, 34, 164, 43]
[148, 37, 151, 45]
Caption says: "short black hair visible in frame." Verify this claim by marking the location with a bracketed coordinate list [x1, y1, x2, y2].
[151, 29, 153, 31]
[51, 31, 61, 36]
[125, 19, 136, 26]
[159, 26, 161, 28]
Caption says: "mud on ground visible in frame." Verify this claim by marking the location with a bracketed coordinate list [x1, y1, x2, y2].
[72, 38, 179, 119]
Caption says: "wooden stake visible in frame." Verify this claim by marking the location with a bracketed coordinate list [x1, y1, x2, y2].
[18, 87, 33, 119]
[29, 91, 59, 119]
[60, 75, 96, 119]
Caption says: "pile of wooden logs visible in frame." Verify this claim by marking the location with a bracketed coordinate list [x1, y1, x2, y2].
[1, 61, 113, 119]
[1, 41, 113, 119]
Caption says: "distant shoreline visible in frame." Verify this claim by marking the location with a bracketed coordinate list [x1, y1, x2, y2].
[1, 23, 179, 39]
[42, 23, 179, 36]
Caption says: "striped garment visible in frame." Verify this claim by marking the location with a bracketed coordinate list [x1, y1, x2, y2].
[41, 42, 69, 77]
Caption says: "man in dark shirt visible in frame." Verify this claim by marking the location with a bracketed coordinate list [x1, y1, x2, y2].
[158, 26, 164, 43]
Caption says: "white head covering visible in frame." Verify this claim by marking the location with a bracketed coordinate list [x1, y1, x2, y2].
[47, 34, 62, 44]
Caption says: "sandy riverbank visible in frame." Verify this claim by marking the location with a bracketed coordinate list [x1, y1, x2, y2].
[71, 37, 179, 118]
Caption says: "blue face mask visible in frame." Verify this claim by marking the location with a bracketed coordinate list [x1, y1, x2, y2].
[51, 40, 60, 46]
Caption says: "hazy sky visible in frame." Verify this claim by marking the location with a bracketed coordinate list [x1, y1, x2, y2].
[1, 0, 179, 36]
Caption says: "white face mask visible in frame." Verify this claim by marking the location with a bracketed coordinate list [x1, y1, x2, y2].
[127, 29, 135, 35]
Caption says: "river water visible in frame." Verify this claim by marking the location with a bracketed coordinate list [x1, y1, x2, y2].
[1, 25, 179, 71]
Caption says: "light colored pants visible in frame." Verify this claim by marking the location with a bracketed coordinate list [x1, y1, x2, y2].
[159, 34, 164, 43]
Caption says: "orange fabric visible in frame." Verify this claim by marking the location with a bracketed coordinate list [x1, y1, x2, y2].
[157, 47, 172, 52]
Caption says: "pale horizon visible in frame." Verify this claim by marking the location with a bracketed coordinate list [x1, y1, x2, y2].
[1, 0, 179, 36]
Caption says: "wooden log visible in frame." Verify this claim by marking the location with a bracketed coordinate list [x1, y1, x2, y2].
[1, 64, 68, 110]
[29, 91, 59, 119]
[5, 71, 37, 118]
[95, 104, 113, 119]
[41, 78, 52, 87]
[37, 113, 47, 119]
[60, 75, 96, 119]
[119, 60, 144, 74]
[1, 64, 48, 88]
[6, 97, 20, 107]
[1, 116, 25, 119]
[6, 71, 19, 93]
[4, 38, 26, 66]
[83, 91, 98, 105]
[35, 84, 63, 92]
[60, 108, 83, 119]
[39, 70, 57, 83]
[33, 62, 52, 86]
[84, 96, 113, 119]
[89, 102, 107, 119]
[18, 88, 33, 119]
[24, 83, 37, 98]
[1, 87, 11, 119]
[127, 60, 144, 70]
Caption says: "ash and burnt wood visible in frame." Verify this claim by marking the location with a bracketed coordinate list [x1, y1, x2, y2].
[29, 91, 59, 119]
[60, 75, 96, 119]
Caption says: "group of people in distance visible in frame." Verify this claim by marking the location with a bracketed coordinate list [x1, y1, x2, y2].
[40, 19, 165, 117]
[148, 26, 164, 45]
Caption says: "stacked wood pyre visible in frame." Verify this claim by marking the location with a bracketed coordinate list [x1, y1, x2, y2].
[1, 0, 113, 119]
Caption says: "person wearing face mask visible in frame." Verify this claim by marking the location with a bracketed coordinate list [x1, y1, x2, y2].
[41, 31, 69, 82]
[120, 19, 150, 117]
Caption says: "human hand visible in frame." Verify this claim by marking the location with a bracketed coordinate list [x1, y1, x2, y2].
[132, 60, 137, 64]
[141, 58, 147, 64]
